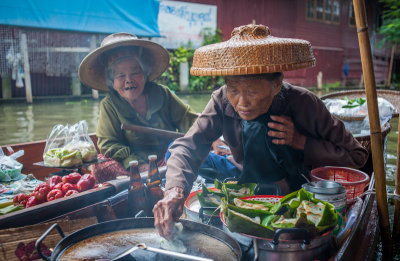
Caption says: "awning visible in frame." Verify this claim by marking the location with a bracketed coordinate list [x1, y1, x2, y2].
[0, 0, 161, 37]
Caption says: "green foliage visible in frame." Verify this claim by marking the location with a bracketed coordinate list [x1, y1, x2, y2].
[378, 0, 400, 45]
[341, 97, 366, 108]
[321, 81, 342, 92]
[157, 28, 224, 92]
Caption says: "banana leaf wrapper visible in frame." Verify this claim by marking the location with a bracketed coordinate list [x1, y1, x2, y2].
[230, 198, 274, 216]
[221, 182, 257, 203]
[197, 184, 224, 209]
[222, 198, 275, 238]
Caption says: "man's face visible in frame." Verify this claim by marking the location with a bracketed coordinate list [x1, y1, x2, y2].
[225, 76, 281, 121]
[113, 58, 146, 102]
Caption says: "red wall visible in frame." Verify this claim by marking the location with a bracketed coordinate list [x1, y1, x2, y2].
[179, 0, 390, 87]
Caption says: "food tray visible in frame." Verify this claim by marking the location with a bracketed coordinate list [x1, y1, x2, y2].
[33, 158, 105, 170]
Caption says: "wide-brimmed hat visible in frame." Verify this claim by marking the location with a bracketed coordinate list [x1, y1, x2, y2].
[79, 33, 169, 91]
[190, 24, 315, 76]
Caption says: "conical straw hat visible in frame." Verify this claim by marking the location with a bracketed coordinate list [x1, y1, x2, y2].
[190, 24, 316, 76]
[79, 33, 169, 91]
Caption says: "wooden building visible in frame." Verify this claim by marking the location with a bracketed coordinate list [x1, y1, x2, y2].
[179, 0, 392, 87]
[0, 0, 393, 99]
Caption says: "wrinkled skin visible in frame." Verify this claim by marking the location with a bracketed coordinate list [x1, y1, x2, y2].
[113, 58, 147, 115]
[268, 115, 306, 150]
[153, 187, 185, 240]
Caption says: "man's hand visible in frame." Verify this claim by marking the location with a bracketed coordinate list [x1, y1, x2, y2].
[153, 187, 186, 240]
[212, 139, 231, 156]
[267, 115, 306, 150]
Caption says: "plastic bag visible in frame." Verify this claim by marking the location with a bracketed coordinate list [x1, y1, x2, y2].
[0, 148, 24, 181]
[323, 97, 396, 136]
[43, 121, 97, 167]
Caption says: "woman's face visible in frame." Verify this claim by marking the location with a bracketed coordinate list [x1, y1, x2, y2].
[225, 76, 281, 121]
[113, 58, 146, 102]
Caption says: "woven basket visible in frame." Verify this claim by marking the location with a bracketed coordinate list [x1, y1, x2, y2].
[320, 89, 400, 121]
[311, 166, 370, 204]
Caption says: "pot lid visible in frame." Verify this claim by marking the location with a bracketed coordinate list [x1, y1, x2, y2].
[302, 181, 346, 195]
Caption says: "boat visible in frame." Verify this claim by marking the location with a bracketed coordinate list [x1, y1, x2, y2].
[0, 130, 381, 260]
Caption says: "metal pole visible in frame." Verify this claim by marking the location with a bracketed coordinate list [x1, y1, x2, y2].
[353, 0, 393, 259]
[393, 118, 400, 239]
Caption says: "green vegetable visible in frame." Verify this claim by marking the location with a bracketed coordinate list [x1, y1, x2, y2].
[341, 97, 366, 108]
[0, 204, 24, 215]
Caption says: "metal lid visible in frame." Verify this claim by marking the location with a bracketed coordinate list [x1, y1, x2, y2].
[302, 181, 346, 195]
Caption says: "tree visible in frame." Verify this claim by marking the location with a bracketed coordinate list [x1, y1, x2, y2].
[378, 0, 400, 87]
[378, 0, 400, 45]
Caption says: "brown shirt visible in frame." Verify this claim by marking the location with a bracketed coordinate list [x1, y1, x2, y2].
[165, 82, 369, 195]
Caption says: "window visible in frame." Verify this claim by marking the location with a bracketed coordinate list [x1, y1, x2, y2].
[306, 0, 341, 24]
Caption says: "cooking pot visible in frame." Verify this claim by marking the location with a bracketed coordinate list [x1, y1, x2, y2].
[220, 195, 335, 261]
[36, 217, 241, 261]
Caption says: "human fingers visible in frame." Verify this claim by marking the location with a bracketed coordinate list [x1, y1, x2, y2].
[153, 199, 174, 239]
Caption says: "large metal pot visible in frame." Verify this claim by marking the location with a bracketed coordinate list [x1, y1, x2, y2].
[220, 203, 334, 261]
[36, 217, 241, 261]
[253, 228, 334, 261]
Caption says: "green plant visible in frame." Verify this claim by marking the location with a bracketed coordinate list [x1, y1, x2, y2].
[341, 97, 366, 108]
[157, 28, 224, 92]
[322, 81, 342, 92]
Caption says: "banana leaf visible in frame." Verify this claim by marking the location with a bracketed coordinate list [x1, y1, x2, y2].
[222, 198, 275, 238]
[271, 188, 315, 215]
[231, 198, 275, 215]
[221, 182, 257, 203]
[296, 198, 337, 232]
[197, 184, 224, 208]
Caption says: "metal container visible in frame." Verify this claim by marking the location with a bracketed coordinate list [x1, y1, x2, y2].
[36, 218, 241, 261]
[254, 228, 334, 261]
[302, 181, 347, 234]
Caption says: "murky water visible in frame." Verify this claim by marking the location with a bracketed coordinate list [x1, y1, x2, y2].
[1, 92, 399, 259]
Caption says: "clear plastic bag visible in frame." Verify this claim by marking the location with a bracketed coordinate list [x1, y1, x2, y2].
[43, 120, 97, 167]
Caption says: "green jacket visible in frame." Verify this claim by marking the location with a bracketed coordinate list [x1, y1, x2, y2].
[96, 82, 198, 168]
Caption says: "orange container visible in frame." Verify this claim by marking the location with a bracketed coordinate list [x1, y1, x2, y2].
[310, 166, 370, 204]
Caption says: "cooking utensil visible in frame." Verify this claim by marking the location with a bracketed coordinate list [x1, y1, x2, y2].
[111, 243, 213, 261]
[36, 218, 241, 261]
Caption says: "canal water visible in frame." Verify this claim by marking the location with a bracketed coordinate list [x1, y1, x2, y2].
[1, 92, 399, 259]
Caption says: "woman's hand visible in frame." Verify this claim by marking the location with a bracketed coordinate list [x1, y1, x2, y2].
[212, 139, 231, 156]
[153, 187, 186, 240]
[267, 115, 306, 150]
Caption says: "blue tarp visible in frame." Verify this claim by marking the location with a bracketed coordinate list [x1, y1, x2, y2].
[0, 0, 161, 37]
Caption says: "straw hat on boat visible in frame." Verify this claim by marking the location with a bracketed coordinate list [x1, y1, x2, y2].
[79, 33, 169, 91]
[190, 24, 316, 76]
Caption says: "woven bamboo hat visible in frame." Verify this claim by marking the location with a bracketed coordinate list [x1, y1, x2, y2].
[190, 24, 316, 76]
[79, 33, 169, 91]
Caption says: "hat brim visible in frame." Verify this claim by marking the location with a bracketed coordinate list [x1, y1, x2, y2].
[79, 39, 169, 91]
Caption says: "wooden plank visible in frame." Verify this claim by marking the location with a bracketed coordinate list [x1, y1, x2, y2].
[0, 217, 97, 261]
[0, 182, 121, 229]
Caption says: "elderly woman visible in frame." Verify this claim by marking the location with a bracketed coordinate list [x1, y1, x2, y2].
[153, 24, 369, 239]
[79, 33, 198, 172]
[79, 33, 238, 180]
